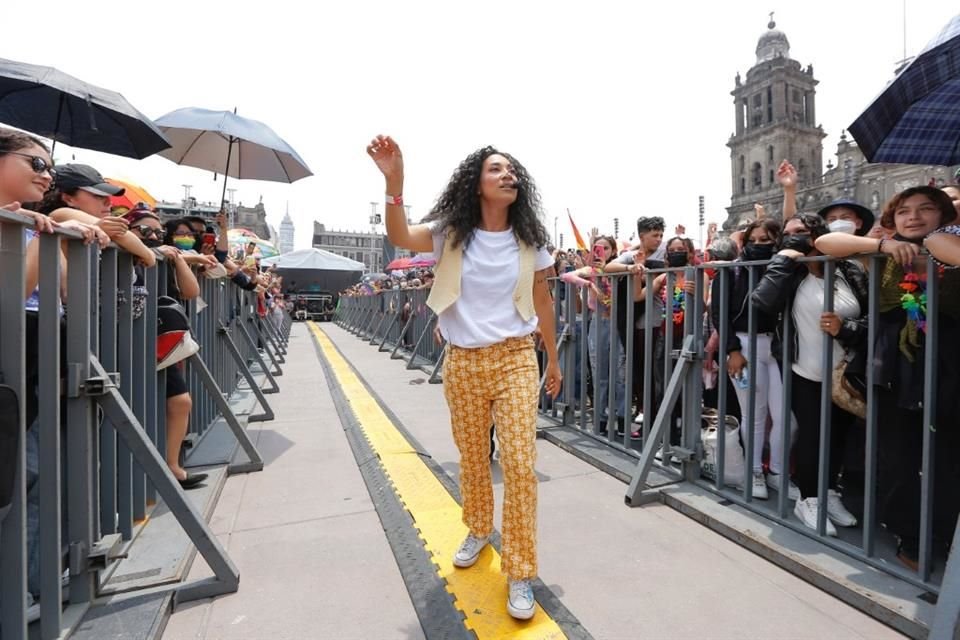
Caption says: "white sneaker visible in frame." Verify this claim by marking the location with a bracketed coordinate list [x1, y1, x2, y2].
[765, 473, 800, 501]
[751, 472, 769, 500]
[507, 579, 536, 620]
[453, 534, 489, 568]
[826, 490, 858, 527]
[794, 497, 838, 537]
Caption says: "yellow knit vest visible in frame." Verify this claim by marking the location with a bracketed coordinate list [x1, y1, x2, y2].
[426, 232, 538, 321]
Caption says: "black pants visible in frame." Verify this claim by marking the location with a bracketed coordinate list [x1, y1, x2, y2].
[620, 328, 663, 416]
[877, 388, 960, 556]
[791, 371, 855, 499]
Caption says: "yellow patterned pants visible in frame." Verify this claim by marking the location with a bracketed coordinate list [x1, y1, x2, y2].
[443, 335, 540, 580]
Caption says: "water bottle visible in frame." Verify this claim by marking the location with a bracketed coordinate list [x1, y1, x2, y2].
[734, 367, 750, 390]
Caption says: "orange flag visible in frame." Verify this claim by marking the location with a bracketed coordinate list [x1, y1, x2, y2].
[567, 209, 588, 252]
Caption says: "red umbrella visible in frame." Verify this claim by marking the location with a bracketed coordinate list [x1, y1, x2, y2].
[386, 257, 414, 271]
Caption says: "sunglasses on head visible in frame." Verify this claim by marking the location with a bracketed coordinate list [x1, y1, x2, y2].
[8, 152, 55, 177]
[132, 225, 164, 239]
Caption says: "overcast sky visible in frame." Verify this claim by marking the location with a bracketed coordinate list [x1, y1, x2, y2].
[2, 1, 954, 250]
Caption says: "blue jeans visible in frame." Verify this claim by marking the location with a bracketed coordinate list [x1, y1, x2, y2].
[588, 314, 627, 420]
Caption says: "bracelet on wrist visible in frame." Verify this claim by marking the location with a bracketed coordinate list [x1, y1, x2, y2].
[878, 237, 886, 253]
[385, 194, 403, 207]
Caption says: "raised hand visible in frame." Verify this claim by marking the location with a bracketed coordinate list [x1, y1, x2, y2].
[366, 135, 404, 187]
[776, 160, 798, 189]
[754, 203, 766, 219]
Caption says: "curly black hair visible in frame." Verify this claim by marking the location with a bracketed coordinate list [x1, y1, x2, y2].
[421, 146, 550, 250]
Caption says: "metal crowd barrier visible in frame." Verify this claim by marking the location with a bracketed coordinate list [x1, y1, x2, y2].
[332, 257, 960, 637]
[0, 209, 288, 639]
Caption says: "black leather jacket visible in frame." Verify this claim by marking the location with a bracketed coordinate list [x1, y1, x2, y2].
[710, 261, 780, 354]
[749, 253, 869, 364]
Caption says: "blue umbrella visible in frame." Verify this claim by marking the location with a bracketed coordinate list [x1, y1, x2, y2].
[0, 57, 170, 159]
[848, 13, 960, 165]
[154, 107, 312, 206]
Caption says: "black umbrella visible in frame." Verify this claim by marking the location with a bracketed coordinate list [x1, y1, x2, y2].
[0, 57, 170, 159]
[848, 13, 960, 166]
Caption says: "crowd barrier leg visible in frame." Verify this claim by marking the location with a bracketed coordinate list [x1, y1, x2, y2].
[624, 335, 693, 506]
[377, 310, 400, 352]
[261, 318, 286, 361]
[256, 317, 285, 367]
[363, 308, 383, 341]
[429, 345, 446, 384]
[406, 314, 437, 370]
[186, 354, 263, 474]
[89, 357, 240, 605]
[218, 323, 275, 422]
[248, 318, 283, 378]
[390, 313, 416, 360]
[236, 321, 280, 394]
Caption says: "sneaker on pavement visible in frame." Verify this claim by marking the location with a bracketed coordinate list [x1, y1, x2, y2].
[765, 473, 800, 501]
[794, 497, 837, 536]
[507, 579, 536, 620]
[751, 472, 769, 500]
[453, 534, 489, 568]
[826, 490, 858, 527]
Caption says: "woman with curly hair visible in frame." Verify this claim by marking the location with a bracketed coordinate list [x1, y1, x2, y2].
[367, 135, 560, 620]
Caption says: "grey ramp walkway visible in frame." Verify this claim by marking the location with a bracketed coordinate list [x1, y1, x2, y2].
[323, 323, 903, 640]
[162, 323, 424, 640]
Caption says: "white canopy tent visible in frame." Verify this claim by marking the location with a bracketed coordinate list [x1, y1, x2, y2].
[260, 248, 365, 271]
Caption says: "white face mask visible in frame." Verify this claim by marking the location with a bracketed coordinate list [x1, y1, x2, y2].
[828, 219, 858, 235]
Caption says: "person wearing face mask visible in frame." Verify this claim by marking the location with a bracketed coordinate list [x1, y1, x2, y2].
[817, 198, 875, 237]
[125, 208, 207, 489]
[816, 186, 960, 570]
[751, 214, 867, 535]
[710, 218, 793, 500]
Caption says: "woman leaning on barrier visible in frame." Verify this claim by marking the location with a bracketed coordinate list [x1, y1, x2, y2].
[750, 213, 866, 537]
[0, 128, 108, 608]
[816, 186, 960, 571]
[560, 234, 628, 435]
[38, 162, 156, 267]
[367, 134, 561, 620]
[710, 218, 798, 501]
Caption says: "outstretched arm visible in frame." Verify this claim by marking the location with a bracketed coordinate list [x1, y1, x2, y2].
[777, 160, 798, 221]
[367, 135, 433, 253]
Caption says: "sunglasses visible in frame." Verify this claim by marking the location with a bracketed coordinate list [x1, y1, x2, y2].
[8, 152, 56, 177]
[132, 225, 165, 239]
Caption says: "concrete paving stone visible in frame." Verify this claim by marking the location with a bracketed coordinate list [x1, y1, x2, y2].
[186, 511, 424, 640]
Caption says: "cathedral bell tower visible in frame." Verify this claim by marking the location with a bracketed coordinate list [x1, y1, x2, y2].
[726, 15, 826, 226]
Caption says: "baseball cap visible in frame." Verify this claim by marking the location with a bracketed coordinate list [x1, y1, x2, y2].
[54, 164, 125, 197]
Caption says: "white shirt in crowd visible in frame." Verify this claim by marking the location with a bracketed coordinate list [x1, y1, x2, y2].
[791, 272, 860, 382]
[431, 227, 553, 349]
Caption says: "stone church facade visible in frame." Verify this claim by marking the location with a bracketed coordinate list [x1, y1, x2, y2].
[725, 19, 956, 229]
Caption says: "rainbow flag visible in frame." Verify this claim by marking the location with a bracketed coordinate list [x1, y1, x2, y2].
[567, 209, 588, 252]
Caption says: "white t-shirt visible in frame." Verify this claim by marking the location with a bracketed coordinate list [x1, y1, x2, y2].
[432, 227, 553, 349]
[791, 272, 861, 381]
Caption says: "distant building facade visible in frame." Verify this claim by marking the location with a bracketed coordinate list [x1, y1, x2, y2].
[312, 222, 411, 273]
[725, 19, 957, 228]
[155, 197, 273, 241]
[279, 209, 295, 254]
